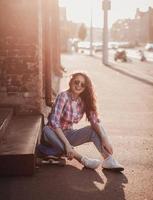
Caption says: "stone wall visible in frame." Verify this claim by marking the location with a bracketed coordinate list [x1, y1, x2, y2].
[0, 0, 45, 114]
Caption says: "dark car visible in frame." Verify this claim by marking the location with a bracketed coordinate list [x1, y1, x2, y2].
[114, 49, 127, 62]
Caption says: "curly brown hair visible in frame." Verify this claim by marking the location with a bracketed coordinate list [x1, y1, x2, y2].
[69, 72, 98, 121]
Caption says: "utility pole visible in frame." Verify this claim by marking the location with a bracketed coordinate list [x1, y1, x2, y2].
[102, 0, 111, 65]
[90, 0, 93, 56]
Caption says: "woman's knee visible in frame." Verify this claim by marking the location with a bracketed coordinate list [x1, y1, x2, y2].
[42, 126, 65, 151]
[87, 126, 101, 142]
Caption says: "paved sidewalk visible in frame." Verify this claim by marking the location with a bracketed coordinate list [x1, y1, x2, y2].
[94, 52, 153, 86]
[0, 53, 153, 200]
[60, 53, 153, 200]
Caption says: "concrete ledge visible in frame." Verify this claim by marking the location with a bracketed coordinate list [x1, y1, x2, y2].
[0, 107, 14, 139]
[0, 115, 42, 176]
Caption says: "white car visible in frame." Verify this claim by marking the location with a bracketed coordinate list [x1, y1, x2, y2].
[78, 41, 90, 50]
[93, 42, 103, 52]
[145, 43, 153, 51]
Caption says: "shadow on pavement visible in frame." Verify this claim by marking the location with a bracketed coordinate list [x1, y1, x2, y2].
[93, 54, 153, 86]
[0, 164, 128, 200]
[106, 64, 153, 87]
[102, 169, 128, 200]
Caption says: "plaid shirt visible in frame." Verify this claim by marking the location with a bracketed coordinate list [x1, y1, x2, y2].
[48, 90, 100, 130]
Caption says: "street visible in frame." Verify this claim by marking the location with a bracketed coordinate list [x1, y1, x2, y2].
[79, 48, 153, 84]
[109, 49, 153, 62]
[78, 46, 153, 62]
[0, 53, 153, 200]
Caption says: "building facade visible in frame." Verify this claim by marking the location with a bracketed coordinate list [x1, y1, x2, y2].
[0, 0, 62, 115]
[110, 6, 153, 44]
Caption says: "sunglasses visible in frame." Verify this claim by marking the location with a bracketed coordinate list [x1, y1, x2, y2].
[73, 80, 86, 88]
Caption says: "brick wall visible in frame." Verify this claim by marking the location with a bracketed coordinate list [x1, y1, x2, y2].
[0, 0, 44, 114]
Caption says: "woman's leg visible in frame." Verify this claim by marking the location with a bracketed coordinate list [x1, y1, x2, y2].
[64, 126, 110, 159]
[41, 126, 65, 156]
[65, 126, 124, 171]
[40, 126, 105, 169]
[41, 126, 84, 160]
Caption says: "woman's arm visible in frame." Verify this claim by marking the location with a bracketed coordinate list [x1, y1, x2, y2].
[48, 92, 75, 159]
[54, 127, 75, 159]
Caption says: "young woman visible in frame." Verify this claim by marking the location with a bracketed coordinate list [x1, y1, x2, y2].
[38, 72, 124, 171]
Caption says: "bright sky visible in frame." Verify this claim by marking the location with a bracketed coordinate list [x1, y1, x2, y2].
[59, 0, 153, 27]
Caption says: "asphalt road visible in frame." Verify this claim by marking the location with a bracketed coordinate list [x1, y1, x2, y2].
[0, 53, 153, 200]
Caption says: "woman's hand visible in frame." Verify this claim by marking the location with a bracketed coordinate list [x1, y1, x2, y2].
[102, 136, 113, 155]
[54, 128, 75, 160]
[65, 144, 75, 160]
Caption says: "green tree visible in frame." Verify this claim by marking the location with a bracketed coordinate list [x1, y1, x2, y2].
[78, 23, 87, 41]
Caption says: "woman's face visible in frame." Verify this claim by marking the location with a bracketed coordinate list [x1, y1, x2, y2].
[70, 75, 86, 97]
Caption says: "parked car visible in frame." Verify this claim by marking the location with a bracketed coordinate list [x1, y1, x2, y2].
[145, 43, 153, 51]
[77, 41, 103, 53]
[114, 49, 127, 62]
[78, 41, 90, 49]
[77, 41, 90, 53]
[108, 42, 119, 49]
[93, 42, 103, 52]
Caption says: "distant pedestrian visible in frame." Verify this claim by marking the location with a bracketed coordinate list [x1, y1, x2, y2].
[138, 50, 146, 62]
[38, 72, 124, 171]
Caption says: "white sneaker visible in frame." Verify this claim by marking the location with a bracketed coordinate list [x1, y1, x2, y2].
[81, 157, 101, 169]
[102, 155, 124, 171]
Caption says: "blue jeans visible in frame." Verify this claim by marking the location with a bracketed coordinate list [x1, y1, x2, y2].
[38, 125, 109, 158]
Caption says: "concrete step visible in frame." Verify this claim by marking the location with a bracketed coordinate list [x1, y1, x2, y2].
[0, 107, 14, 139]
[0, 115, 42, 176]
